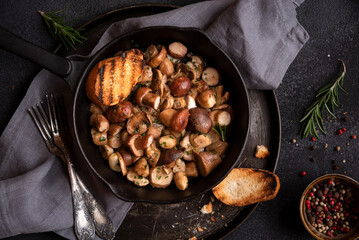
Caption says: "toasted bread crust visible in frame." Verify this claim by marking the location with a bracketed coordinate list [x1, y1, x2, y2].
[212, 168, 280, 207]
[86, 49, 144, 106]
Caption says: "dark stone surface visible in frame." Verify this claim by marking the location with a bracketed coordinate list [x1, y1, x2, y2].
[1, 0, 358, 239]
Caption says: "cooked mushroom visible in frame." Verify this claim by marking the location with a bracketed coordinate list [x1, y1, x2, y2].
[185, 161, 199, 178]
[168, 42, 187, 58]
[170, 109, 189, 132]
[195, 151, 222, 177]
[197, 90, 216, 109]
[174, 171, 188, 191]
[105, 101, 133, 123]
[149, 166, 173, 188]
[190, 133, 212, 149]
[127, 167, 150, 187]
[118, 148, 133, 166]
[126, 112, 152, 135]
[133, 157, 150, 177]
[159, 58, 174, 77]
[182, 148, 195, 161]
[144, 45, 158, 62]
[90, 103, 103, 114]
[187, 55, 205, 77]
[206, 129, 221, 144]
[149, 45, 167, 68]
[108, 153, 121, 172]
[188, 107, 212, 133]
[159, 109, 177, 127]
[107, 134, 122, 149]
[185, 95, 197, 109]
[121, 130, 130, 143]
[135, 87, 160, 110]
[173, 159, 186, 173]
[209, 110, 231, 126]
[159, 135, 177, 149]
[138, 65, 153, 83]
[206, 141, 228, 156]
[157, 148, 183, 166]
[173, 97, 186, 109]
[90, 113, 109, 133]
[115, 152, 127, 176]
[127, 134, 154, 157]
[159, 95, 174, 110]
[99, 144, 114, 160]
[169, 77, 191, 97]
[202, 67, 220, 86]
[91, 128, 108, 146]
[108, 124, 122, 136]
[214, 85, 229, 106]
[146, 123, 164, 139]
[146, 142, 161, 167]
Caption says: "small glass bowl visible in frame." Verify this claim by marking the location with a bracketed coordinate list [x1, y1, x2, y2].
[299, 174, 359, 240]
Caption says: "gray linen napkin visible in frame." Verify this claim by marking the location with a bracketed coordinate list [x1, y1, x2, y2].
[0, 0, 308, 239]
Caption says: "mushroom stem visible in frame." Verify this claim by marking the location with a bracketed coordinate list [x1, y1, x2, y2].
[143, 93, 160, 110]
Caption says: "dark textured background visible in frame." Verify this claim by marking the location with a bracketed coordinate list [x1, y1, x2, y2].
[1, 0, 359, 239]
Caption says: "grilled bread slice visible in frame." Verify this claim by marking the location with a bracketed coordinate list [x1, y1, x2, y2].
[86, 49, 145, 106]
[212, 168, 280, 206]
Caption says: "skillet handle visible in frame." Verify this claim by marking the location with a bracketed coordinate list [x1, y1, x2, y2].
[0, 26, 71, 77]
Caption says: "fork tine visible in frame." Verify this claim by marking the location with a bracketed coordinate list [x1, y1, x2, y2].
[38, 101, 51, 132]
[28, 107, 52, 144]
[47, 94, 59, 133]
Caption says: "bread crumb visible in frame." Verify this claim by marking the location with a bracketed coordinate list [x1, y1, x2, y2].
[197, 226, 204, 232]
[255, 145, 270, 159]
[11, 85, 15, 91]
[200, 202, 212, 214]
[210, 217, 215, 222]
[189, 237, 197, 240]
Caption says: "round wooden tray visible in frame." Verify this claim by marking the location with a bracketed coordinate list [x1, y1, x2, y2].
[59, 4, 281, 239]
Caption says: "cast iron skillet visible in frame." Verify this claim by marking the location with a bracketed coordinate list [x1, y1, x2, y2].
[0, 26, 250, 203]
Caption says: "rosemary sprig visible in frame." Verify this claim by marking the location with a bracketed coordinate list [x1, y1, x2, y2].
[300, 59, 347, 139]
[212, 123, 226, 141]
[38, 8, 86, 50]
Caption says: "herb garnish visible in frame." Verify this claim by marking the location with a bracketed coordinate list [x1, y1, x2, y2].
[99, 137, 106, 141]
[212, 123, 226, 141]
[300, 60, 347, 139]
[38, 8, 86, 50]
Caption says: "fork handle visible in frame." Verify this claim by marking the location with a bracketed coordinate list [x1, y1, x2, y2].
[76, 175, 115, 240]
[67, 161, 95, 240]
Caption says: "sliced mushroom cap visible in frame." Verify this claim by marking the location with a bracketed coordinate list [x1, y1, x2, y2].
[190, 133, 212, 149]
[127, 167, 150, 187]
[195, 151, 222, 177]
[188, 107, 212, 134]
[107, 134, 122, 149]
[159, 135, 177, 149]
[170, 109, 189, 133]
[115, 152, 127, 176]
[168, 42, 187, 58]
[146, 123, 164, 139]
[159, 95, 174, 110]
[185, 161, 199, 178]
[206, 129, 221, 144]
[159, 58, 174, 77]
[127, 134, 154, 157]
[90, 113, 109, 133]
[159, 109, 177, 127]
[135, 87, 152, 106]
[157, 148, 183, 166]
[91, 128, 108, 146]
[214, 85, 230, 106]
[105, 101, 133, 123]
[144, 44, 159, 63]
[108, 153, 122, 172]
[149, 166, 174, 188]
[143, 92, 160, 110]
[202, 67, 220, 86]
[173, 97, 186, 109]
[206, 141, 228, 156]
[108, 124, 122, 136]
[121, 130, 130, 143]
[126, 112, 152, 135]
[146, 142, 161, 167]
[90, 103, 103, 114]
[134, 134, 154, 149]
[187, 55, 205, 77]
[173, 159, 186, 173]
[119, 148, 133, 166]
[209, 110, 231, 126]
[185, 95, 197, 109]
[149, 45, 167, 68]
[138, 65, 153, 83]
[182, 148, 195, 161]
[174, 171, 189, 191]
[134, 157, 150, 177]
[170, 77, 191, 97]
[99, 144, 114, 160]
[197, 90, 216, 109]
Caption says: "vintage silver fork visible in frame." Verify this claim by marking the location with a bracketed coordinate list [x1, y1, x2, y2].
[28, 94, 115, 240]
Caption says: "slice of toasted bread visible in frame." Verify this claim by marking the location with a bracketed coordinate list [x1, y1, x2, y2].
[86, 49, 144, 106]
[212, 168, 280, 207]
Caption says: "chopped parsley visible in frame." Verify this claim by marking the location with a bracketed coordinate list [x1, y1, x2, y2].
[169, 136, 174, 139]
[99, 137, 106, 141]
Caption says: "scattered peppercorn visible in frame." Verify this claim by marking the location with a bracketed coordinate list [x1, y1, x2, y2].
[304, 178, 358, 237]
[342, 116, 349, 122]
[338, 129, 343, 135]
[311, 158, 316, 162]
[291, 139, 297, 143]
[333, 165, 339, 170]
[335, 146, 341, 151]
[351, 135, 357, 139]
[311, 137, 316, 141]
[301, 171, 307, 176]
[311, 145, 317, 150]
[325, 143, 328, 148]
